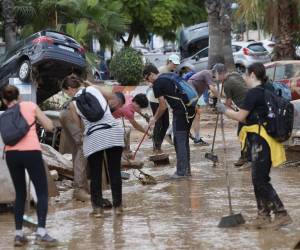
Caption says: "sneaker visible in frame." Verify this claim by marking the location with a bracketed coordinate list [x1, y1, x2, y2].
[73, 189, 90, 202]
[194, 138, 209, 146]
[14, 235, 28, 247]
[35, 233, 58, 247]
[234, 155, 247, 167]
[114, 206, 123, 216]
[246, 214, 271, 229]
[165, 134, 173, 145]
[89, 207, 103, 218]
[237, 162, 251, 171]
[259, 212, 292, 229]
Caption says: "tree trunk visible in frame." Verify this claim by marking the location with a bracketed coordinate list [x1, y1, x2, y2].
[221, 0, 235, 71]
[273, 0, 296, 60]
[123, 28, 134, 47]
[2, 0, 16, 49]
[245, 23, 249, 41]
[205, 0, 224, 69]
[257, 21, 261, 40]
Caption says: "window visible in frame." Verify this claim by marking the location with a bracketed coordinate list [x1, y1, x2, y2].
[247, 43, 267, 52]
[198, 48, 208, 58]
[232, 45, 242, 52]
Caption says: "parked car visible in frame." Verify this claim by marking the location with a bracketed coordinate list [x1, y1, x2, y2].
[265, 60, 300, 100]
[181, 41, 271, 73]
[261, 39, 276, 54]
[0, 30, 87, 102]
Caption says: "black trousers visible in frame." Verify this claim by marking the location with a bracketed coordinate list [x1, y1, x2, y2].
[6, 151, 48, 230]
[150, 102, 169, 150]
[87, 146, 123, 208]
[247, 133, 286, 215]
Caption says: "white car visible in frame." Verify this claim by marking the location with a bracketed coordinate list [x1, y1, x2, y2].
[261, 39, 276, 54]
[180, 41, 271, 73]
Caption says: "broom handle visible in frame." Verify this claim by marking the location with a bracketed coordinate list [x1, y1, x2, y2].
[132, 125, 151, 160]
[220, 113, 233, 215]
[211, 113, 219, 153]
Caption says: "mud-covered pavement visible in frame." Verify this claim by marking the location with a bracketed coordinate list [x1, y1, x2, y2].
[1, 111, 300, 250]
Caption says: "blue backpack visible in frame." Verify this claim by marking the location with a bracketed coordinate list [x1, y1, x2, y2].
[159, 73, 199, 108]
[272, 81, 292, 101]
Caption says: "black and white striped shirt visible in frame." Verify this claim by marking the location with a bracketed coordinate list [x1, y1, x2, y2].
[74, 86, 124, 158]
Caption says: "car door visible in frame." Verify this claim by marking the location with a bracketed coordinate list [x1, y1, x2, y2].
[192, 47, 209, 72]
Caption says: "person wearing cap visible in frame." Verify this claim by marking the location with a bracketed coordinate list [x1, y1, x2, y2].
[212, 63, 249, 168]
[143, 64, 196, 179]
[159, 54, 180, 73]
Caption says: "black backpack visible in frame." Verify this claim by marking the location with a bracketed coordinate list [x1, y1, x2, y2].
[260, 86, 294, 142]
[0, 103, 34, 146]
[74, 88, 107, 122]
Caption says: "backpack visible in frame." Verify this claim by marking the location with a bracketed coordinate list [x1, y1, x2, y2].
[0, 103, 34, 146]
[272, 81, 292, 101]
[159, 73, 199, 107]
[74, 88, 107, 122]
[259, 86, 294, 142]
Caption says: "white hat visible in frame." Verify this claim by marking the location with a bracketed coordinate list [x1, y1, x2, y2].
[168, 54, 180, 65]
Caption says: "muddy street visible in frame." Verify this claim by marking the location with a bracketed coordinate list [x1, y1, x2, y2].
[1, 113, 300, 250]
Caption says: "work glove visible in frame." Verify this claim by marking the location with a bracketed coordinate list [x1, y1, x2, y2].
[216, 102, 227, 114]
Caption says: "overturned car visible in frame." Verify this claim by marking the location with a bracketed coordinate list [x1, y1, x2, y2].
[0, 30, 87, 103]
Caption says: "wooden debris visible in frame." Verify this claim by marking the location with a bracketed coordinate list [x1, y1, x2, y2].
[121, 159, 144, 170]
[149, 153, 170, 165]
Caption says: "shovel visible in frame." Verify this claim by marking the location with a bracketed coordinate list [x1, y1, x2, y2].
[218, 114, 245, 228]
[204, 113, 219, 164]
[23, 172, 37, 229]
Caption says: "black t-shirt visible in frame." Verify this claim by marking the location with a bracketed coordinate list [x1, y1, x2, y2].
[153, 73, 186, 114]
[241, 86, 268, 125]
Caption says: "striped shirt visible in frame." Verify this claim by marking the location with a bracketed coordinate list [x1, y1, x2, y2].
[74, 86, 124, 158]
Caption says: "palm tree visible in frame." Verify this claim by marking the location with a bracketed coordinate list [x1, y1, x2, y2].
[235, 0, 264, 40]
[205, 0, 235, 71]
[264, 0, 299, 60]
[2, 0, 17, 49]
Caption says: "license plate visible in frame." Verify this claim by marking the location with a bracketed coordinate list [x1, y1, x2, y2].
[58, 45, 74, 52]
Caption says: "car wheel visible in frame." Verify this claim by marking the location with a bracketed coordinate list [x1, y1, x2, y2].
[18, 60, 31, 82]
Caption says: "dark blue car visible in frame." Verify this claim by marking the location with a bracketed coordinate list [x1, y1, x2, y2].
[0, 30, 87, 102]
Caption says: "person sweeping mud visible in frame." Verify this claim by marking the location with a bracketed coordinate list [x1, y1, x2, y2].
[213, 63, 249, 168]
[112, 93, 150, 154]
[216, 63, 292, 229]
[0, 85, 58, 247]
[144, 64, 197, 178]
[63, 76, 125, 217]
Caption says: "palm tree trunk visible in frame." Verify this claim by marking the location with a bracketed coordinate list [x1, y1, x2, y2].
[257, 21, 261, 40]
[221, 0, 235, 71]
[2, 0, 16, 49]
[273, 0, 296, 60]
[206, 0, 224, 69]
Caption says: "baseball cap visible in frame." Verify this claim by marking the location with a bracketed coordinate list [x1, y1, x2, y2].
[168, 54, 180, 65]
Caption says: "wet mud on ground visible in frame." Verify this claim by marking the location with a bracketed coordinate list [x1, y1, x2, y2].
[1, 112, 300, 249]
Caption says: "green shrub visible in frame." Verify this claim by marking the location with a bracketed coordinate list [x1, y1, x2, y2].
[110, 47, 144, 85]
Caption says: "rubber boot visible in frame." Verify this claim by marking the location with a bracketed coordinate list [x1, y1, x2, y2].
[246, 212, 271, 229]
[259, 212, 292, 229]
[73, 189, 90, 202]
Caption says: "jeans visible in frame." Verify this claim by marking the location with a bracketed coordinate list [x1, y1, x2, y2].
[173, 109, 195, 176]
[150, 102, 169, 150]
[248, 133, 286, 215]
[6, 151, 48, 230]
[87, 147, 123, 207]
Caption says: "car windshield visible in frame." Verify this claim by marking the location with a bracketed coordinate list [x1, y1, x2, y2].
[247, 43, 266, 52]
[267, 64, 300, 81]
